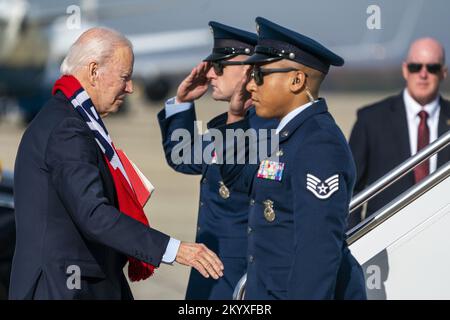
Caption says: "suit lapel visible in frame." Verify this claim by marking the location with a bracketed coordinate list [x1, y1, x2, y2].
[97, 148, 118, 206]
[60, 91, 119, 207]
[389, 94, 411, 161]
[437, 97, 450, 167]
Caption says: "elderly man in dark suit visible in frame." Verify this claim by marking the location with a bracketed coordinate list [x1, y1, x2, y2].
[349, 38, 450, 228]
[10, 27, 223, 300]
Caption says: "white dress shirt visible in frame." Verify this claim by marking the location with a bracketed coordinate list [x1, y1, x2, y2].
[165, 97, 194, 118]
[275, 100, 316, 134]
[162, 238, 180, 264]
[403, 89, 440, 174]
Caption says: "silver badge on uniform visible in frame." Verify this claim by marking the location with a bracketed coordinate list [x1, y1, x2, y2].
[306, 174, 339, 200]
[219, 181, 230, 199]
[263, 199, 275, 222]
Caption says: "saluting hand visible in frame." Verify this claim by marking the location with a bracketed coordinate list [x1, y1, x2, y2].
[175, 242, 224, 279]
[228, 66, 253, 124]
[176, 62, 210, 103]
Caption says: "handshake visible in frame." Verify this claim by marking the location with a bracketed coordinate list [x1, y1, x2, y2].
[176, 242, 224, 279]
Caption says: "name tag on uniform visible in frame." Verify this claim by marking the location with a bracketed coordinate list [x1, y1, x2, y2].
[257, 160, 285, 181]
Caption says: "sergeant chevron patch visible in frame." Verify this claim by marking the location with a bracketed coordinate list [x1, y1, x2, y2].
[306, 174, 339, 200]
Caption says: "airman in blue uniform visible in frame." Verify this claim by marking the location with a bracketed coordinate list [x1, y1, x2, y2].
[216, 17, 367, 299]
[157, 21, 277, 299]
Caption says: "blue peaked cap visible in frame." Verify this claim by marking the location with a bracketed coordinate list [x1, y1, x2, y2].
[245, 17, 344, 74]
[203, 21, 258, 62]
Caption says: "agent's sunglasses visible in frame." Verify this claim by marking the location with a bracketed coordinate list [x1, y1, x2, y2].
[407, 63, 442, 74]
[250, 66, 300, 86]
[211, 60, 244, 75]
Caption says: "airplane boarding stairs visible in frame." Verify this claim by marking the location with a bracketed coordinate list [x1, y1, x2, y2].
[348, 160, 450, 299]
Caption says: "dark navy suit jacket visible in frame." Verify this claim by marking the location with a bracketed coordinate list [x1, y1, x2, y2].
[348, 93, 450, 227]
[157, 105, 276, 299]
[218, 100, 367, 300]
[10, 92, 170, 300]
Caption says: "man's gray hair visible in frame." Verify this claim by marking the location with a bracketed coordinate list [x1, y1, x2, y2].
[60, 27, 133, 75]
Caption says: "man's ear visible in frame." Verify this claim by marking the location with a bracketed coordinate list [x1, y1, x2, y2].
[401, 61, 409, 82]
[441, 65, 448, 81]
[289, 71, 306, 93]
[88, 62, 99, 86]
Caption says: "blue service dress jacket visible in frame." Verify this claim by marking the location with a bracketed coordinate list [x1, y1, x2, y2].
[10, 92, 170, 300]
[216, 99, 367, 300]
[158, 104, 277, 299]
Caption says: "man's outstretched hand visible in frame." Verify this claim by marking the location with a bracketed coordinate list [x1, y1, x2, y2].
[176, 62, 210, 103]
[175, 242, 224, 279]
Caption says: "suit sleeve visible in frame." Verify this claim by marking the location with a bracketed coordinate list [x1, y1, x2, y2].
[288, 131, 351, 299]
[45, 118, 170, 267]
[348, 110, 369, 226]
[157, 106, 204, 175]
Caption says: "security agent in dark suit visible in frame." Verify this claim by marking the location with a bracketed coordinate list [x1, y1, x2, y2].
[158, 21, 277, 299]
[348, 38, 450, 228]
[215, 17, 366, 299]
[9, 28, 223, 300]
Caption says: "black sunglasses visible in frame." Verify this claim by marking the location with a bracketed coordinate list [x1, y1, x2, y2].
[251, 66, 300, 86]
[211, 60, 244, 75]
[407, 63, 442, 74]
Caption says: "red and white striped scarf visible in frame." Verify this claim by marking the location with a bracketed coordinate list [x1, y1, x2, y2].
[52, 75, 155, 281]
